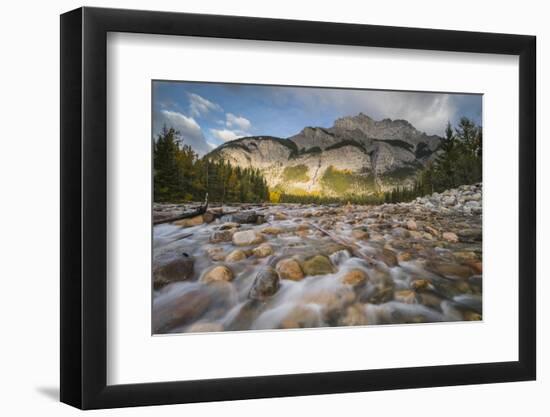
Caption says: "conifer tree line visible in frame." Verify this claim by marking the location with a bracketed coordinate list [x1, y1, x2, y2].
[415, 116, 482, 196]
[154, 127, 269, 203]
[154, 117, 481, 205]
[380, 117, 482, 203]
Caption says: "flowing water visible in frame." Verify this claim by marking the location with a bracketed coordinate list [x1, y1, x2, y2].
[152, 194, 483, 334]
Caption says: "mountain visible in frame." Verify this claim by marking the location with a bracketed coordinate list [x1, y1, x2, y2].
[207, 113, 442, 197]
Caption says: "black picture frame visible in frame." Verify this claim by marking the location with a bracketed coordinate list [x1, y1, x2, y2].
[60, 6, 536, 410]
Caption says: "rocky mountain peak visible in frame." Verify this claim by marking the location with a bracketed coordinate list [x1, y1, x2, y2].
[208, 113, 443, 197]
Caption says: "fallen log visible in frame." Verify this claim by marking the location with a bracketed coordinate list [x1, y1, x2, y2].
[153, 206, 206, 226]
[153, 195, 209, 225]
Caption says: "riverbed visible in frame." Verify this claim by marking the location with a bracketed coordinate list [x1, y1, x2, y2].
[152, 184, 482, 334]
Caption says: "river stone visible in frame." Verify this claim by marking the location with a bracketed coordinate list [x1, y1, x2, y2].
[252, 243, 273, 258]
[424, 225, 440, 237]
[187, 322, 224, 333]
[442, 232, 459, 243]
[221, 211, 258, 224]
[463, 311, 482, 321]
[378, 248, 398, 267]
[276, 258, 305, 281]
[422, 232, 435, 240]
[360, 268, 395, 304]
[153, 289, 211, 333]
[232, 230, 265, 246]
[200, 265, 234, 284]
[397, 251, 413, 263]
[406, 219, 418, 230]
[453, 251, 478, 261]
[206, 247, 226, 261]
[248, 267, 280, 301]
[411, 279, 430, 290]
[274, 212, 288, 220]
[303, 287, 356, 323]
[409, 230, 423, 239]
[173, 214, 204, 228]
[351, 228, 369, 240]
[279, 305, 321, 329]
[416, 291, 444, 309]
[209, 229, 235, 243]
[464, 200, 481, 209]
[341, 269, 369, 287]
[302, 255, 334, 276]
[429, 262, 472, 279]
[330, 249, 351, 266]
[153, 255, 195, 289]
[442, 195, 457, 206]
[392, 227, 410, 238]
[394, 289, 417, 304]
[219, 222, 240, 230]
[261, 226, 283, 235]
[339, 303, 369, 326]
[225, 249, 247, 263]
[458, 228, 482, 241]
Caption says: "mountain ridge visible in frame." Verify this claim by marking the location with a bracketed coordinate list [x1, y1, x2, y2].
[207, 114, 442, 196]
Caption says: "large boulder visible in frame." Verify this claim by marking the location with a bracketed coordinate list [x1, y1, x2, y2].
[302, 255, 334, 276]
[276, 258, 305, 281]
[200, 265, 234, 284]
[209, 229, 236, 243]
[341, 269, 369, 287]
[153, 289, 211, 333]
[252, 243, 274, 258]
[248, 267, 280, 301]
[153, 255, 195, 289]
[232, 230, 265, 246]
[225, 249, 247, 263]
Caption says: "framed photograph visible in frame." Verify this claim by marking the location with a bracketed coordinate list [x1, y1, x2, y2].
[60, 6, 536, 409]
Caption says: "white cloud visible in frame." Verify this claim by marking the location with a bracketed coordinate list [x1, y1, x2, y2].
[210, 128, 243, 142]
[287, 88, 474, 136]
[188, 93, 223, 117]
[226, 113, 252, 130]
[155, 110, 210, 156]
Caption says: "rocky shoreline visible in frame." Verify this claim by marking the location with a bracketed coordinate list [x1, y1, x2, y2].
[152, 183, 482, 334]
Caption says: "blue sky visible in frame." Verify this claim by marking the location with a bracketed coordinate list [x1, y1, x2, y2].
[152, 81, 482, 156]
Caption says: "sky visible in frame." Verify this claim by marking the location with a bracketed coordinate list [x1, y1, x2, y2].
[152, 81, 482, 156]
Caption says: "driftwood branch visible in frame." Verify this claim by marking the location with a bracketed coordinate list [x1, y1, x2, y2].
[307, 222, 377, 266]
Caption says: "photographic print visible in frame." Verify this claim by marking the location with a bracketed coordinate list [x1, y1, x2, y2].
[152, 81, 482, 335]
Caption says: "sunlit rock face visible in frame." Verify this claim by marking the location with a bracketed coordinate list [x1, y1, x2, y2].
[208, 114, 443, 195]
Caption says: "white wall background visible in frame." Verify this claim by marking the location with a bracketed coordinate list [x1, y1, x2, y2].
[0, 0, 546, 415]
